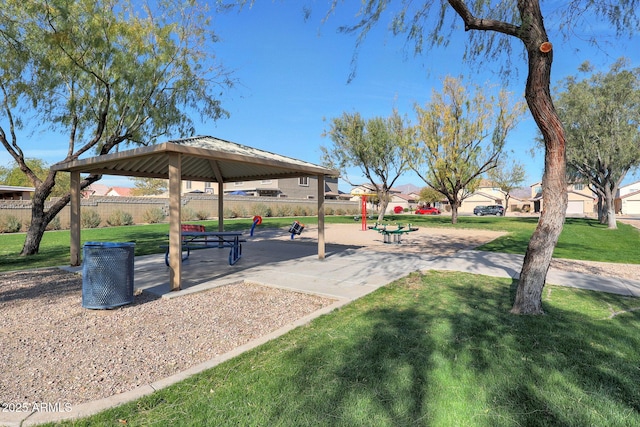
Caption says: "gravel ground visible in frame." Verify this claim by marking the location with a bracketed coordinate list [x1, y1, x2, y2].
[0, 269, 333, 406]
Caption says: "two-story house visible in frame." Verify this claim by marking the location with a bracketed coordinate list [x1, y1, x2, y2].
[617, 180, 640, 215]
[182, 176, 340, 199]
[530, 181, 596, 216]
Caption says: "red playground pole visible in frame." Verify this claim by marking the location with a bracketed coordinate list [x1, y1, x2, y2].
[361, 195, 367, 231]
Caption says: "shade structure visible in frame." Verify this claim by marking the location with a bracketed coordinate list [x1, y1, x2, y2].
[52, 136, 339, 291]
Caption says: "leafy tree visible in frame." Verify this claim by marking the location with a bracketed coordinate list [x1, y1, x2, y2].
[555, 58, 640, 229]
[322, 110, 414, 221]
[487, 156, 527, 216]
[418, 186, 444, 207]
[410, 76, 524, 224]
[0, 159, 69, 198]
[0, 0, 233, 256]
[130, 178, 169, 197]
[317, 0, 640, 315]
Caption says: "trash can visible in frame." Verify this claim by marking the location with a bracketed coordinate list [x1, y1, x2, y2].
[82, 242, 135, 309]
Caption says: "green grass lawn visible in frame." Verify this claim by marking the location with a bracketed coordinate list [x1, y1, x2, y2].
[48, 271, 640, 427]
[1, 216, 638, 272]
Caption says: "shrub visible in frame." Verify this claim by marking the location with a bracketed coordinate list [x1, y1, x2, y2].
[274, 205, 292, 217]
[0, 215, 22, 233]
[107, 209, 134, 226]
[195, 210, 209, 220]
[334, 208, 345, 216]
[182, 207, 197, 221]
[81, 210, 102, 228]
[143, 207, 166, 224]
[223, 207, 237, 219]
[325, 207, 335, 216]
[252, 204, 272, 218]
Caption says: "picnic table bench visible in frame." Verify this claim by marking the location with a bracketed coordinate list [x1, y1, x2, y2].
[163, 224, 246, 265]
[368, 222, 419, 244]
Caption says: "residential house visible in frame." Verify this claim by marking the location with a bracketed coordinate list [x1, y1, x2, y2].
[181, 176, 340, 199]
[459, 180, 505, 214]
[105, 186, 134, 197]
[0, 185, 34, 200]
[617, 180, 640, 215]
[83, 183, 110, 197]
[387, 193, 420, 213]
[529, 181, 595, 216]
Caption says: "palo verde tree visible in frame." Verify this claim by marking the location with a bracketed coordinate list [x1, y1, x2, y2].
[0, 0, 232, 256]
[322, 110, 414, 221]
[555, 58, 640, 229]
[411, 76, 524, 224]
[487, 155, 527, 216]
[320, 0, 640, 314]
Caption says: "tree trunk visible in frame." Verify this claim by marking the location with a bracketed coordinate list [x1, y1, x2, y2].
[378, 192, 389, 222]
[504, 194, 511, 216]
[511, 4, 567, 315]
[450, 202, 459, 224]
[604, 185, 617, 229]
[21, 171, 100, 256]
[21, 186, 50, 256]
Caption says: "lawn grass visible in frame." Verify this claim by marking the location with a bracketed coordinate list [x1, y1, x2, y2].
[1, 215, 638, 272]
[49, 271, 640, 427]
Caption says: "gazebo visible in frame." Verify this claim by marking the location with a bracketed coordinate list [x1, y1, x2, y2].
[52, 136, 339, 291]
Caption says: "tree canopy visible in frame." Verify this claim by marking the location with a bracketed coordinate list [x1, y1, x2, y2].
[322, 110, 413, 221]
[555, 58, 640, 229]
[411, 76, 524, 223]
[0, 0, 233, 255]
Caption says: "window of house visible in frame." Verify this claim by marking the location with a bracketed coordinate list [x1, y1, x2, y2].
[186, 181, 192, 189]
[574, 183, 584, 191]
[299, 177, 309, 186]
[234, 181, 244, 186]
[261, 180, 272, 184]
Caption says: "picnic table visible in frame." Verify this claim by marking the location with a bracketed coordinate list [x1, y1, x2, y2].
[164, 230, 245, 266]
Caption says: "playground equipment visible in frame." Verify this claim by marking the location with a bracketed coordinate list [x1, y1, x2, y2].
[358, 193, 377, 231]
[250, 215, 262, 236]
[288, 220, 305, 239]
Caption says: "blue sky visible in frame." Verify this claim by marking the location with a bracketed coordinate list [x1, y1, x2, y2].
[3, 1, 640, 192]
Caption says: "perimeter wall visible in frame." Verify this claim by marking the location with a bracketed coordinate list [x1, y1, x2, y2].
[0, 195, 360, 230]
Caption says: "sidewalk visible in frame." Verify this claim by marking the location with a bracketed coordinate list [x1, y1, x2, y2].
[6, 231, 640, 427]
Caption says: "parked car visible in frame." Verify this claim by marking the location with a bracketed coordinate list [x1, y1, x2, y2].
[473, 205, 505, 216]
[415, 206, 441, 215]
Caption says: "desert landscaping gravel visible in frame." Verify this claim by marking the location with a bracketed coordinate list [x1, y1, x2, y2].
[0, 269, 334, 406]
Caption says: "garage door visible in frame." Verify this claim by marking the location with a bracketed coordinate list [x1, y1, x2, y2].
[566, 200, 583, 215]
[622, 200, 640, 215]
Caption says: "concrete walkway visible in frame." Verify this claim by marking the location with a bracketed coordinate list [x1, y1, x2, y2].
[5, 233, 640, 427]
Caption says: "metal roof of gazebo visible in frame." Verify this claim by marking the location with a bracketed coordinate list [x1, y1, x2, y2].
[53, 136, 339, 291]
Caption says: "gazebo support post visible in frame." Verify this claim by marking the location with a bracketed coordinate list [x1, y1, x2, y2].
[218, 181, 224, 232]
[70, 171, 81, 266]
[317, 174, 325, 260]
[168, 153, 182, 291]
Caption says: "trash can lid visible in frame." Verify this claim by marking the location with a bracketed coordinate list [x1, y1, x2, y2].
[83, 241, 135, 247]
